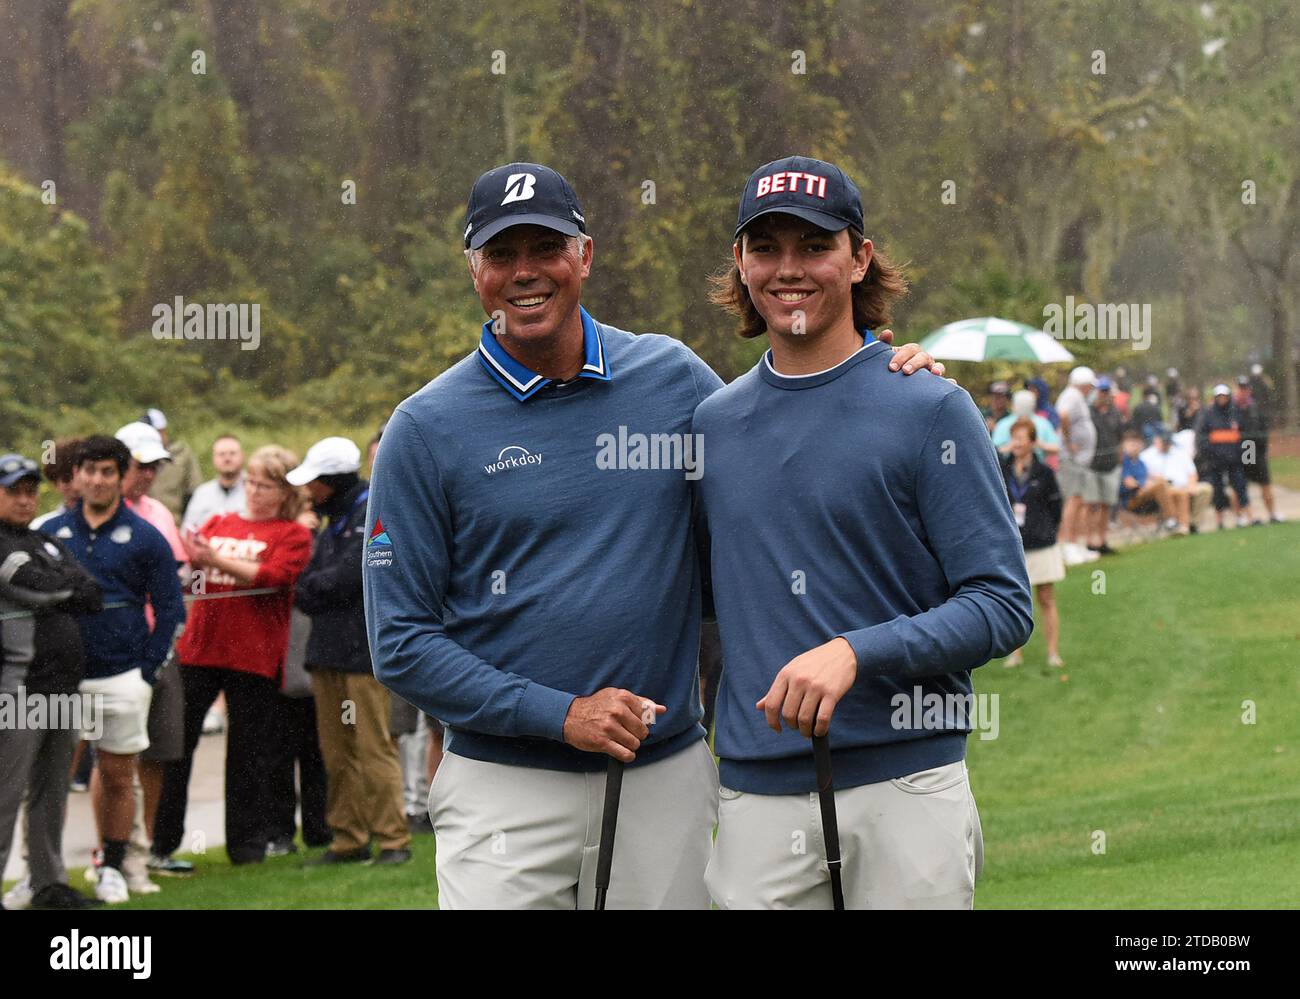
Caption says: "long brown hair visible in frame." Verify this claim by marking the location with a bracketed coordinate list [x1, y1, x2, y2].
[708, 229, 908, 339]
[245, 445, 306, 521]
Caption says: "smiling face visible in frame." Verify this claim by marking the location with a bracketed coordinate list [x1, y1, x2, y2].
[735, 213, 871, 342]
[469, 224, 591, 349]
[79, 458, 123, 512]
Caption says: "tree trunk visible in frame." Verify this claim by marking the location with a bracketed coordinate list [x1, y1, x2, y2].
[1179, 234, 1206, 387]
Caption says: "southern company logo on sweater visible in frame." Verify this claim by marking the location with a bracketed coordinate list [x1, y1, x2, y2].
[366, 519, 393, 568]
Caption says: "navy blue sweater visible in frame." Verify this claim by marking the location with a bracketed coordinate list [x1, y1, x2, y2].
[693, 340, 1033, 794]
[41, 500, 186, 682]
[363, 310, 723, 771]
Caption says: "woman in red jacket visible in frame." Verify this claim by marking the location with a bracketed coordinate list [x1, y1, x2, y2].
[153, 446, 313, 866]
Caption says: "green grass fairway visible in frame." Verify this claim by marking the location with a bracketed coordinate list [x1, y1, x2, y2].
[1270, 455, 1300, 491]
[970, 522, 1300, 908]
[110, 840, 442, 909]
[13, 524, 1297, 909]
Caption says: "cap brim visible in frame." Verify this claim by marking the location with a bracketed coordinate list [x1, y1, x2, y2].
[468, 214, 582, 250]
[735, 206, 850, 239]
[133, 447, 171, 464]
[285, 463, 321, 486]
[0, 472, 40, 488]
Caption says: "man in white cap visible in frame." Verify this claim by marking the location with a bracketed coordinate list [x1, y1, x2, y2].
[1055, 367, 1099, 564]
[289, 438, 411, 866]
[1198, 384, 1255, 530]
[113, 422, 193, 887]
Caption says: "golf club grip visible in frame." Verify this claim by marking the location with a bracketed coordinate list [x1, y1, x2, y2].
[812, 734, 846, 910]
[594, 757, 625, 910]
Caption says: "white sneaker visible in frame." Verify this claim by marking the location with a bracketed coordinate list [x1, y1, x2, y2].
[122, 850, 160, 895]
[125, 869, 160, 894]
[202, 708, 226, 734]
[2, 876, 33, 910]
[95, 866, 130, 904]
[1236, 514, 1250, 528]
[1063, 543, 1086, 566]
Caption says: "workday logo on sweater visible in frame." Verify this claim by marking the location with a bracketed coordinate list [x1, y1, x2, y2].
[484, 445, 543, 475]
[366, 519, 393, 568]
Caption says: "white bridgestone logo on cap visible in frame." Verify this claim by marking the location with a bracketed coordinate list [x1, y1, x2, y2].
[501, 173, 537, 205]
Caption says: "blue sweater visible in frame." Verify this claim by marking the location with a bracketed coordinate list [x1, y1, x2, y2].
[363, 309, 724, 771]
[41, 500, 186, 682]
[692, 340, 1034, 794]
[1119, 455, 1147, 504]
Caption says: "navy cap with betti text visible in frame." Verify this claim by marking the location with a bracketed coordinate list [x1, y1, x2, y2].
[734, 156, 865, 238]
[464, 163, 587, 250]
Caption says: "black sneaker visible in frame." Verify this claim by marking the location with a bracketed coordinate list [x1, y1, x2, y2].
[373, 848, 412, 866]
[147, 854, 195, 876]
[31, 883, 104, 910]
[303, 847, 372, 867]
[1088, 544, 1117, 556]
[408, 812, 435, 835]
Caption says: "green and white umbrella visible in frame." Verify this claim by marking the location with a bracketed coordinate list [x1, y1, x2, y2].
[919, 317, 1074, 363]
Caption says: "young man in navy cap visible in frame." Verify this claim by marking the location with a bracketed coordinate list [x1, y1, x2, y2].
[697, 156, 1033, 909]
[363, 162, 947, 909]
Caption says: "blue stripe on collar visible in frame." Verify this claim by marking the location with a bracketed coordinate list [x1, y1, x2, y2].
[476, 306, 612, 401]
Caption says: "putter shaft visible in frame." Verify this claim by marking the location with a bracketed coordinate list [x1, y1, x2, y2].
[812, 734, 846, 910]
[594, 756, 625, 910]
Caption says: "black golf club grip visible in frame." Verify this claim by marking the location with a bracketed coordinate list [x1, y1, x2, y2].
[594, 756, 625, 910]
[812, 734, 846, 910]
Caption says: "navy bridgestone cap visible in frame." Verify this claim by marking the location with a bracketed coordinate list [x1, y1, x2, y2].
[464, 163, 587, 250]
[735, 156, 865, 238]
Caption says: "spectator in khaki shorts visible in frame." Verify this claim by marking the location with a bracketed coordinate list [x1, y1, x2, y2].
[1055, 366, 1099, 565]
[1141, 430, 1212, 534]
[1118, 429, 1179, 533]
[291, 437, 411, 867]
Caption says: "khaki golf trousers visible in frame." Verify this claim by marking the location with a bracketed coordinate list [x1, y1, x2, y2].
[311, 669, 410, 853]
[706, 759, 984, 909]
[430, 738, 718, 909]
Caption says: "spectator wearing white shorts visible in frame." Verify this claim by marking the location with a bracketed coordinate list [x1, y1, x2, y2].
[40, 435, 185, 904]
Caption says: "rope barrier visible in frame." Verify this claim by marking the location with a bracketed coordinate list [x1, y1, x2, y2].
[0, 587, 285, 622]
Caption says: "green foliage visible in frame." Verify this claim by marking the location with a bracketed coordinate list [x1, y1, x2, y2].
[2, 0, 1297, 442]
